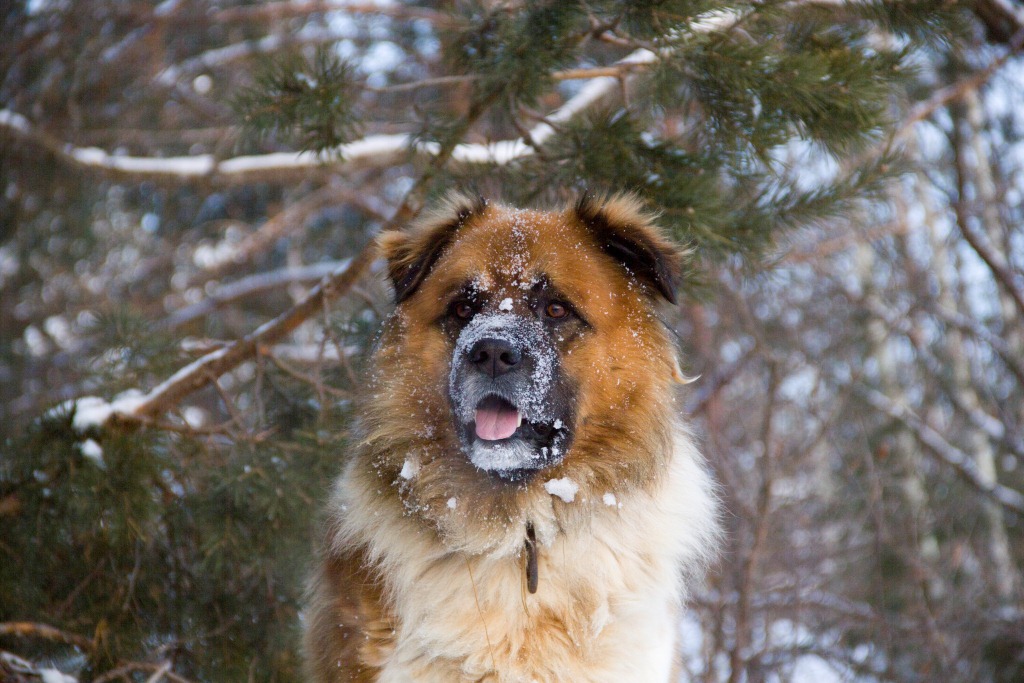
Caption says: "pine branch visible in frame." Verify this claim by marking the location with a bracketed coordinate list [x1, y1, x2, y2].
[0, 1, 781, 187]
[5, 0, 980, 185]
[233, 47, 363, 154]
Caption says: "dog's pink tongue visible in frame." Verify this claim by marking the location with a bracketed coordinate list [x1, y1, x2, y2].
[475, 404, 520, 441]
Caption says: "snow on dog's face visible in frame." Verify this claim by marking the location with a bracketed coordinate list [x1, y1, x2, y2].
[447, 305, 574, 477]
[368, 194, 683, 504]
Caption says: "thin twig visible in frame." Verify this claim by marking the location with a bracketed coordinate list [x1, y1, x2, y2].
[727, 363, 780, 683]
[145, 661, 173, 683]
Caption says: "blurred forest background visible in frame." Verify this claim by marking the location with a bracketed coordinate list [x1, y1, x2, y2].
[2, 0, 1024, 681]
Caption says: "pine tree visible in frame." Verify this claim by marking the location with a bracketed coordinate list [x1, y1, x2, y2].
[2, 1, 1022, 681]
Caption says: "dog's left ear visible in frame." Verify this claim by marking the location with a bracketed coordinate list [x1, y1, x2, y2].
[572, 193, 682, 304]
[378, 194, 488, 303]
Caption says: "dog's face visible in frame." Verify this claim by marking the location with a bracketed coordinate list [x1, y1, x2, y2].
[446, 298, 577, 477]
[366, 194, 683, 517]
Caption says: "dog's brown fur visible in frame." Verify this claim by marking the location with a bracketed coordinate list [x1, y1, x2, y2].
[305, 195, 719, 682]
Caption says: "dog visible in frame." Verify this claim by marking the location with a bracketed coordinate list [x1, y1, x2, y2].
[305, 193, 720, 682]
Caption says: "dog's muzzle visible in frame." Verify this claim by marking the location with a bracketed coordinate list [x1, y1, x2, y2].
[449, 313, 571, 478]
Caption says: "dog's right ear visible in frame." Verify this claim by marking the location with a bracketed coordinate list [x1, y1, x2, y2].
[377, 194, 487, 303]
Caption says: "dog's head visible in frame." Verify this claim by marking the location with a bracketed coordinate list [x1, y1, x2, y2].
[371, 193, 683, 486]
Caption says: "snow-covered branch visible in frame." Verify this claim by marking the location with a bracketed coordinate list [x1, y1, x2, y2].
[0, 106, 414, 184]
[0, 45, 658, 185]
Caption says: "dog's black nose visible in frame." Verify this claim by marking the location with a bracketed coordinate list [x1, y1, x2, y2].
[469, 338, 522, 378]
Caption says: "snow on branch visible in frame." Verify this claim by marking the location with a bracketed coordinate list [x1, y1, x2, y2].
[0, 107, 417, 183]
[0, 47, 661, 184]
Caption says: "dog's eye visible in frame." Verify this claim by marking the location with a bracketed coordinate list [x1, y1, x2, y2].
[452, 301, 475, 320]
[545, 301, 569, 319]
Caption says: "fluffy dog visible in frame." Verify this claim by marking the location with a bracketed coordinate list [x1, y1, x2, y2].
[305, 194, 720, 682]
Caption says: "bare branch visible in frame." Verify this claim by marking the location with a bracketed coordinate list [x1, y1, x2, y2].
[94, 661, 197, 683]
[728, 363, 779, 683]
[974, 0, 1024, 43]
[209, 1, 450, 26]
[903, 49, 1019, 131]
[929, 305, 1024, 388]
[858, 387, 1024, 515]
[162, 260, 354, 330]
[949, 101, 1024, 319]
[155, 27, 344, 87]
[189, 184, 387, 278]
[0, 621, 94, 651]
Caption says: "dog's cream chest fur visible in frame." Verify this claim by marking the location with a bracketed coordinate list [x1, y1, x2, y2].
[329, 430, 718, 682]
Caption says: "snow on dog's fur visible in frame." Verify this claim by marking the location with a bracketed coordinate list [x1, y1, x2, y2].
[305, 194, 720, 682]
